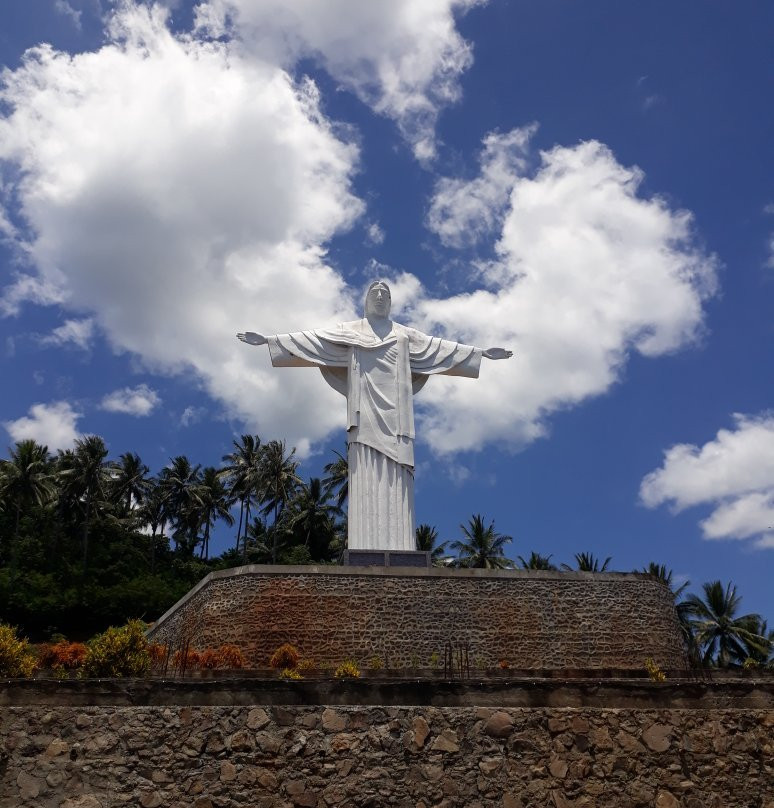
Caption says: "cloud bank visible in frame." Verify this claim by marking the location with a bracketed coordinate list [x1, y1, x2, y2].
[640, 413, 774, 549]
[0, 8, 718, 463]
[3, 401, 82, 450]
[195, 0, 484, 160]
[411, 133, 718, 454]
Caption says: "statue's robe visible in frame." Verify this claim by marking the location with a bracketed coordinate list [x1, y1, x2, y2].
[267, 319, 481, 551]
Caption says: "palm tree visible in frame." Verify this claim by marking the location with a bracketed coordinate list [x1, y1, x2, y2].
[219, 435, 262, 555]
[683, 581, 769, 667]
[642, 562, 689, 599]
[322, 447, 348, 509]
[517, 551, 557, 570]
[451, 514, 513, 569]
[415, 523, 450, 566]
[0, 439, 55, 544]
[561, 552, 611, 572]
[137, 478, 168, 572]
[196, 467, 234, 560]
[286, 477, 341, 561]
[744, 618, 774, 665]
[59, 435, 110, 576]
[160, 456, 203, 556]
[259, 440, 302, 563]
[110, 452, 151, 516]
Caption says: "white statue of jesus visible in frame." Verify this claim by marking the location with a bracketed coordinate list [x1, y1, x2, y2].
[237, 281, 512, 552]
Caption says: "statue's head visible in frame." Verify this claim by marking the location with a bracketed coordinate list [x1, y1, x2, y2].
[364, 280, 391, 318]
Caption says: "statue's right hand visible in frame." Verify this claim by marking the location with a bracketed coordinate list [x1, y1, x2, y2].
[237, 332, 267, 346]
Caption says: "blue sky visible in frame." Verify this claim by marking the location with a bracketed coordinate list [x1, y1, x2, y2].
[1, 0, 772, 619]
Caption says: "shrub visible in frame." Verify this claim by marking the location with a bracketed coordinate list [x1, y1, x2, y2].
[334, 660, 360, 679]
[742, 657, 760, 671]
[199, 649, 220, 669]
[644, 657, 666, 682]
[297, 658, 316, 673]
[429, 651, 440, 669]
[367, 655, 383, 671]
[148, 642, 168, 668]
[279, 667, 302, 680]
[217, 644, 245, 669]
[38, 641, 87, 671]
[498, 659, 510, 670]
[0, 624, 37, 678]
[82, 620, 151, 678]
[270, 643, 300, 669]
[172, 648, 201, 671]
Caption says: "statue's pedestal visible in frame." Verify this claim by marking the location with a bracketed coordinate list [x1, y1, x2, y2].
[148, 566, 687, 672]
[343, 549, 431, 568]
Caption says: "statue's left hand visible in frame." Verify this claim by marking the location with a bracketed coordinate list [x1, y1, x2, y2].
[483, 347, 513, 360]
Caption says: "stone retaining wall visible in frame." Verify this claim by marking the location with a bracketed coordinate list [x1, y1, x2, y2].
[2, 701, 772, 808]
[147, 566, 686, 670]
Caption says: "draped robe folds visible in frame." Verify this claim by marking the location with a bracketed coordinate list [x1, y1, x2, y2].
[267, 319, 482, 551]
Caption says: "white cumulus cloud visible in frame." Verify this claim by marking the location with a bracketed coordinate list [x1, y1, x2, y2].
[0, 9, 720, 465]
[640, 412, 774, 549]
[39, 317, 94, 350]
[427, 125, 536, 246]
[194, 0, 484, 160]
[410, 135, 718, 455]
[0, 2, 362, 456]
[100, 384, 161, 417]
[3, 401, 82, 450]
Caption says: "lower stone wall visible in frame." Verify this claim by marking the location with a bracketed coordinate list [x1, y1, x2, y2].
[148, 566, 686, 670]
[3, 702, 772, 808]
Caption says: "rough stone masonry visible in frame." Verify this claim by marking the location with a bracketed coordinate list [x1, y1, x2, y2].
[1, 703, 773, 807]
[147, 566, 686, 671]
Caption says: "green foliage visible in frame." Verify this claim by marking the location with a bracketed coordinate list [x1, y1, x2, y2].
[334, 659, 360, 678]
[644, 657, 666, 682]
[451, 514, 513, 569]
[81, 619, 151, 678]
[683, 580, 770, 667]
[517, 552, 557, 570]
[279, 667, 303, 680]
[0, 623, 37, 678]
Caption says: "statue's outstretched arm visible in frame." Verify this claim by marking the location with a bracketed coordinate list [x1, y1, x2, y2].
[237, 332, 268, 346]
[482, 347, 513, 360]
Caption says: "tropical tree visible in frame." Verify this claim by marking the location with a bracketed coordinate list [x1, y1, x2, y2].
[415, 523, 450, 566]
[285, 477, 341, 561]
[160, 456, 203, 556]
[451, 514, 513, 569]
[219, 435, 262, 555]
[642, 562, 690, 599]
[136, 479, 168, 571]
[561, 552, 611, 572]
[58, 436, 111, 576]
[196, 467, 235, 560]
[322, 448, 348, 509]
[109, 452, 151, 516]
[517, 551, 557, 571]
[683, 581, 770, 667]
[259, 440, 302, 563]
[0, 439, 55, 545]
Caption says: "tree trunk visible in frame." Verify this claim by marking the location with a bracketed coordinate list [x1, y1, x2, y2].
[243, 499, 251, 563]
[82, 492, 92, 578]
[235, 499, 244, 552]
[272, 503, 279, 564]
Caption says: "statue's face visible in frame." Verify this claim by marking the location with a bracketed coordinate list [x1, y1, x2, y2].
[365, 282, 391, 318]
